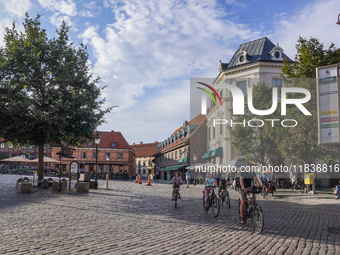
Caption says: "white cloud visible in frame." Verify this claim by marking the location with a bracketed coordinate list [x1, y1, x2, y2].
[49, 13, 74, 27]
[272, 0, 340, 60]
[79, 0, 262, 141]
[0, 0, 31, 47]
[0, 0, 31, 19]
[37, 0, 77, 16]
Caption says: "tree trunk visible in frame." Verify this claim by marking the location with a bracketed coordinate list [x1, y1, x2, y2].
[38, 143, 44, 183]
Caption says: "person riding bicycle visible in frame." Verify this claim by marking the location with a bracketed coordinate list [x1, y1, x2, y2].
[170, 171, 184, 201]
[219, 173, 231, 199]
[239, 164, 261, 224]
[204, 173, 217, 210]
[259, 171, 269, 191]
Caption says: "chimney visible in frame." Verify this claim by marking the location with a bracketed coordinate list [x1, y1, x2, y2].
[140, 142, 143, 144]
[154, 141, 158, 143]
[133, 143, 135, 145]
[111, 130, 114, 132]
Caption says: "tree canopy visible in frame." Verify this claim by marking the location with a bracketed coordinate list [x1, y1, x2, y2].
[0, 14, 112, 181]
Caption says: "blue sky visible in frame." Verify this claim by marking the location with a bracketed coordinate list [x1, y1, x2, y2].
[0, 0, 339, 144]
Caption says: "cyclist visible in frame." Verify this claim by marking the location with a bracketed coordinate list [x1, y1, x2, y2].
[259, 171, 269, 192]
[219, 173, 230, 200]
[234, 174, 240, 191]
[239, 164, 261, 224]
[204, 173, 216, 210]
[170, 171, 184, 201]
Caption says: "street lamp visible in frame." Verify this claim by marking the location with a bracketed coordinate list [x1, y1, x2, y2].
[337, 13, 340, 25]
[94, 135, 101, 189]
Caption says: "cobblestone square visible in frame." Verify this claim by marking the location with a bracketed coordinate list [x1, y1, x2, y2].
[0, 175, 339, 255]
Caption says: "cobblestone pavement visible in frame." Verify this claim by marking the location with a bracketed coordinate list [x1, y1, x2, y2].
[0, 175, 340, 255]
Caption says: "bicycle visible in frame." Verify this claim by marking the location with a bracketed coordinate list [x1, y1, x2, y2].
[202, 186, 220, 217]
[238, 186, 264, 234]
[173, 183, 181, 208]
[261, 182, 273, 198]
[219, 186, 231, 209]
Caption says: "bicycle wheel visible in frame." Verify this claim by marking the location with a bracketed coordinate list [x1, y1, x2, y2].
[238, 198, 241, 220]
[252, 205, 264, 234]
[226, 192, 231, 209]
[219, 196, 223, 205]
[203, 194, 208, 212]
[174, 193, 178, 208]
[211, 194, 220, 218]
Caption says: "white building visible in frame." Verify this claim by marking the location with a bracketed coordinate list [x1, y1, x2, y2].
[204, 37, 293, 164]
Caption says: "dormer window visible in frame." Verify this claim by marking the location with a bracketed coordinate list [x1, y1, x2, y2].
[270, 43, 284, 61]
[236, 50, 249, 65]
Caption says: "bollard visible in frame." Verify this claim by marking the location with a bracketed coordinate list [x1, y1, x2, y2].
[105, 173, 109, 189]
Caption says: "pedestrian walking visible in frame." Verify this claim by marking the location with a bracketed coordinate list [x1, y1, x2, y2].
[186, 170, 191, 188]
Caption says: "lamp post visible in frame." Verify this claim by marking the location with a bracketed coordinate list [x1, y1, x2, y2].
[94, 136, 101, 189]
[337, 13, 340, 25]
[106, 156, 109, 189]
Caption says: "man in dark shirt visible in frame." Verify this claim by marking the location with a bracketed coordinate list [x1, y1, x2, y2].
[239, 164, 261, 224]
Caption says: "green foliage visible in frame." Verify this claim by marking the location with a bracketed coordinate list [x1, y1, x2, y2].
[281, 37, 340, 164]
[0, 13, 113, 180]
[229, 83, 284, 165]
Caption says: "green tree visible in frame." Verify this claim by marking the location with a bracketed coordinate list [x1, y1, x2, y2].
[281, 37, 340, 164]
[229, 83, 284, 165]
[0, 14, 112, 181]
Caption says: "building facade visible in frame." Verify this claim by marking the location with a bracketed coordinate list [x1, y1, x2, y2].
[50, 131, 135, 177]
[0, 138, 52, 159]
[205, 37, 293, 164]
[130, 142, 158, 179]
[154, 114, 206, 180]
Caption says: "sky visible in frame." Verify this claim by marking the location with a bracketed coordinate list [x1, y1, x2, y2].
[0, 0, 340, 144]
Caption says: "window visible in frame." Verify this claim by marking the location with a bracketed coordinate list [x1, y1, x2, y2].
[219, 89, 223, 101]
[220, 124, 223, 135]
[239, 55, 245, 63]
[171, 152, 173, 159]
[208, 127, 211, 141]
[29, 154, 35, 159]
[237, 81, 247, 94]
[92, 152, 96, 158]
[175, 151, 177, 159]
[149, 161, 152, 166]
[143, 161, 146, 166]
[81, 152, 86, 158]
[213, 126, 216, 139]
[275, 51, 280, 58]
[272, 78, 282, 87]
[112, 143, 117, 147]
[8, 144, 13, 149]
[88, 142, 93, 146]
[117, 153, 123, 159]
[0, 143, 4, 149]
[105, 153, 110, 159]
[29, 145, 34, 150]
[143, 169, 146, 174]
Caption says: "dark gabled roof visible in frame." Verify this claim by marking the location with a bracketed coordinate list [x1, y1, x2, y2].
[221, 37, 293, 70]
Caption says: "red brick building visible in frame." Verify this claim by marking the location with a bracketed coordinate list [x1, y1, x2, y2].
[50, 131, 135, 177]
[0, 138, 52, 159]
[154, 114, 206, 180]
